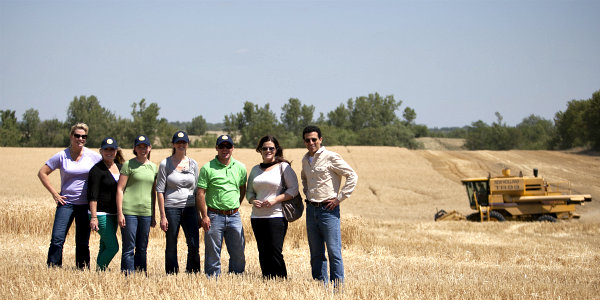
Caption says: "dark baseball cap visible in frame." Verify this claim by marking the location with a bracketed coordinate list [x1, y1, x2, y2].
[172, 131, 189, 144]
[134, 135, 151, 147]
[101, 137, 118, 150]
[216, 135, 234, 147]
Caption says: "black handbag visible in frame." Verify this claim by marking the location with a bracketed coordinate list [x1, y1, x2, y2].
[280, 164, 304, 222]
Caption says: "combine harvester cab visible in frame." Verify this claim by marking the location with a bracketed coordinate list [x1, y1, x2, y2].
[461, 168, 592, 222]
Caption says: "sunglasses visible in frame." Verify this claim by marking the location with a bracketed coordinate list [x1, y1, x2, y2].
[217, 143, 233, 149]
[304, 137, 318, 143]
[74, 134, 88, 139]
[261, 146, 276, 152]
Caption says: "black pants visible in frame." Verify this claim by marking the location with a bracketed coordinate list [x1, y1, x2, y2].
[251, 217, 288, 279]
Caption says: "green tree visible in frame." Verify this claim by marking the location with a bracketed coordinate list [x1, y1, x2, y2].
[0, 110, 20, 146]
[465, 113, 520, 150]
[583, 90, 600, 150]
[191, 133, 219, 148]
[327, 104, 351, 129]
[465, 120, 493, 150]
[402, 107, 416, 125]
[316, 124, 358, 146]
[130, 99, 172, 148]
[356, 123, 419, 148]
[552, 99, 589, 149]
[348, 93, 401, 130]
[401, 106, 427, 137]
[109, 117, 135, 150]
[281, 98, 302, 133]
[224, 102, 281, 148]
[187, 115, 207, 135]
[489, 112, 519, 150]
[280, 98, 315, 147]
[516, 115, 554, 150]
[66, 95, 116, 147]
[411, 124, 429, 138]
[20, 109, 41, 146]
[37, 119, 68, 147]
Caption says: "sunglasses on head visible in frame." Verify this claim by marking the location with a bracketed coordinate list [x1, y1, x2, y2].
[74, 134, 88, 139]
[304, 137, 318, 143]
[261, 146, 276, 152]
[217, 143, 233, 149]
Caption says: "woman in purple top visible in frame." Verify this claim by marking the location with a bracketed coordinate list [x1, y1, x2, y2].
[37, 123, 101, 269]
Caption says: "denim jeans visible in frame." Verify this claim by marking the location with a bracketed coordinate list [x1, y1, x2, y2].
[120, 215, 151, 274]
[47, 203, 91, 269]
[251, 217, 288, 279]
[165, 206, 200, 274]
[91, 214, 119, 271]
[204, 210, 245, 276]
[306, 204, 344, 283]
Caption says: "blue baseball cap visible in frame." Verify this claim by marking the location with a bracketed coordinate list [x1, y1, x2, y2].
[101, 137, 118, 150]
[134, 135, 151, 147]
[172, 131, 189, 144]
[216, 135, 234, 147]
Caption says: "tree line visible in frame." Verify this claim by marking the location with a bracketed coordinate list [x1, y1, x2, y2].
[428, 90, 599, 151]
[0, 96, 213, 149]
[0, 93, 419, 149]
[1, 90, 599, 151]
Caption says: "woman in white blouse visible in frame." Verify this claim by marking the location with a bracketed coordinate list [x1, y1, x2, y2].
[246, 135, 299, 279]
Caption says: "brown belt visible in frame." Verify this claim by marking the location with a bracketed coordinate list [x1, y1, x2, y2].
[207, 206, 239, 215]
[306, 200, 325, 207]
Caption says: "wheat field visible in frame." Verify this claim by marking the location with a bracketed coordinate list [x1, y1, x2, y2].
[0, 146, 598, 300]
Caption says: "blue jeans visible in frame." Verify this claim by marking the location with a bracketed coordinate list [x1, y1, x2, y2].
[120, 215, 151, 274]
[47, 203, 91, 269]
[165, 206, 200, 274]
[306, 204, 344, 283]
[204, 210, 245, 276]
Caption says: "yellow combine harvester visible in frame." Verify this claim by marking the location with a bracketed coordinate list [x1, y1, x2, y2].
[460, 168, 592, 222]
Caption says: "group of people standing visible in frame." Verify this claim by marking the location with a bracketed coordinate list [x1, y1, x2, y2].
[38, 123, 357, 285]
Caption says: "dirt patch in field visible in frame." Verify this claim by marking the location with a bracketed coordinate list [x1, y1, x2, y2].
[416, 137, 466, 150]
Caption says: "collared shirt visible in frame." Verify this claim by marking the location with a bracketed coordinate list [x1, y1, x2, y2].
[301, 146, 358, 203]
[197, 156, 247, 211]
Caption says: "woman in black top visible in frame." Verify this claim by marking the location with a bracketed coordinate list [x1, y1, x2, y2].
[87, 137, 124, 271]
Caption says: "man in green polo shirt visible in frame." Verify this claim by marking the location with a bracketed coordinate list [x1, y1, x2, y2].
[196, 134, 247, 276]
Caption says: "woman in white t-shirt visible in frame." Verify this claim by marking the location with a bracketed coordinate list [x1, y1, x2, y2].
[246, 135, 299, 279]
[37, 123, 101, 269]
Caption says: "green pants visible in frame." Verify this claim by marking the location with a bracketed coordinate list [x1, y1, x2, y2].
[90, 214, 119, 271]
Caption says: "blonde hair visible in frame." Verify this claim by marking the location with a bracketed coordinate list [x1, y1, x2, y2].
[70, 123, 89, 136]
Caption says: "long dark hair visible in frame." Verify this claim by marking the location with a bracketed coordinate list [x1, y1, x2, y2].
[255, 135, 290, 165]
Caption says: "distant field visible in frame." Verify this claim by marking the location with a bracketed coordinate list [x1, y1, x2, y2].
[416, 137, 466, 150]
[0, 147, 598, 300]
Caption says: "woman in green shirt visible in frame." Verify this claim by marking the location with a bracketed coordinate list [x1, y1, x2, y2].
[116, 135, 157, 274]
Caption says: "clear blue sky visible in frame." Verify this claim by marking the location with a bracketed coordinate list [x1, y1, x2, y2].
[1, 0, 599, 128]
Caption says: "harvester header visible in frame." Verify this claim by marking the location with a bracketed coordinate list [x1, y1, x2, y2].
[459, 168, 591, 222]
